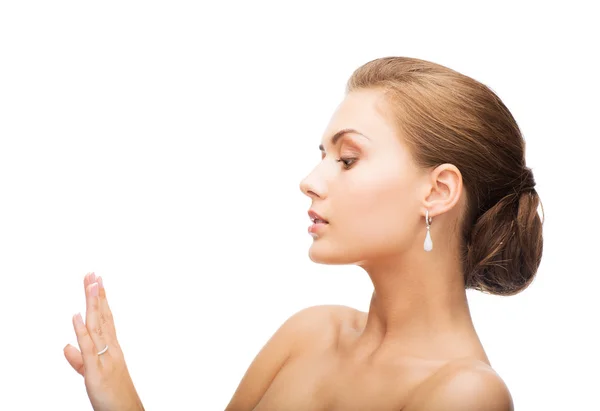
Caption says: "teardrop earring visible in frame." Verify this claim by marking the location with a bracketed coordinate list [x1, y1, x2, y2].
[424, 210, 433, 252]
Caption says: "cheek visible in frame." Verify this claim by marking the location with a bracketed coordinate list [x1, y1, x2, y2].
[339, 171, 416, 240]
[309, 175, 418, 264]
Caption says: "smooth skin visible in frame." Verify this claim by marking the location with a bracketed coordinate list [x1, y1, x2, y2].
[66, 89, 514, 410]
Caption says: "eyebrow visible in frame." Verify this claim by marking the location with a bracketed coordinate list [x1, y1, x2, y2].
[318, 128, 369, 152]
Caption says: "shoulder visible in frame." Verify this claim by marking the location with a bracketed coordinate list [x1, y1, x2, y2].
[281, 304, 358, 353]
[224, 305, 354, 410]
[404, 358, 514, 411]
[284, 303, 352, 325]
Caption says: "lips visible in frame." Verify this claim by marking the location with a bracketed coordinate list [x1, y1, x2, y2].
[308, 210, 329, 224]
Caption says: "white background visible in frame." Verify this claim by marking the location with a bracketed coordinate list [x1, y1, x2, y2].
[1, 1, 598, 410]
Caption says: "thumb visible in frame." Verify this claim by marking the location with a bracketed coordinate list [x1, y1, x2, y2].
[63, 344, 85, 376]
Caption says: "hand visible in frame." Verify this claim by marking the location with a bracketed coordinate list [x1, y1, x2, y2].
[63, 272, 145, 411]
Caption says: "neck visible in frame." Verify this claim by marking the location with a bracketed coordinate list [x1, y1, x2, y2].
[351, 242, 481, 361]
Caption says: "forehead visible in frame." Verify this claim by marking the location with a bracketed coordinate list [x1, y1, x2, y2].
[322, 89, 399, 145]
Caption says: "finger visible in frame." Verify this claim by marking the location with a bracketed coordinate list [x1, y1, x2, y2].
[85, 282, 108, 356]
[84, 272, 96, 293]
[96, 276, 118, 341]
[72, 312, 99, 372]
[63, 343, 85, 376]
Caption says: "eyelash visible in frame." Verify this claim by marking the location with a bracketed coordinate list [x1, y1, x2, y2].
[336, 157, 357, 169]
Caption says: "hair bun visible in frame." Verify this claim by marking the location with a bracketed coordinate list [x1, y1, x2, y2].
[464, 184, 544, 296]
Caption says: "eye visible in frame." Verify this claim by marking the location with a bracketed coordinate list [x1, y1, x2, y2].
[336, 157, 357, 169]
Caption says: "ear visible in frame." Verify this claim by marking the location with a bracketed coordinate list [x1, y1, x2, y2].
[422, 163, 463, 218]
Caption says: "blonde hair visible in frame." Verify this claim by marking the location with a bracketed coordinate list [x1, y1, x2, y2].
[347, 57, 543, 296]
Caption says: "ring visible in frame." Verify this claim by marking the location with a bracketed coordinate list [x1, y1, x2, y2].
[97, 345, 109, 355]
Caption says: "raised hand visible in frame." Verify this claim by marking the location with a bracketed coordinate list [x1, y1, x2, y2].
[63, 273, 145, 411]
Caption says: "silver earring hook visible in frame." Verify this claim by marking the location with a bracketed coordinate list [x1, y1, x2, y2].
[425, 210, 432, 227]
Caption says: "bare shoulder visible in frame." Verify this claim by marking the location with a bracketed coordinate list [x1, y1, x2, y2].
[224, 304, 355, 411]
[404, 358, 514, 411]
[282, 304, 360, 352]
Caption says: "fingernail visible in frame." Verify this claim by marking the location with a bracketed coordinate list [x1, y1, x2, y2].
[74, 313, 83, 326]
[90, 283, 99, 297]
[90, 272, 96, 283]
[98, 276, 104, 289]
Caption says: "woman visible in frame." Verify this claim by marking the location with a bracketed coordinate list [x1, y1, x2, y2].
[64, 56, 543, 410]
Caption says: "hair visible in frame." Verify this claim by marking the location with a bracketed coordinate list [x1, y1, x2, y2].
[346, 57, 544, 296]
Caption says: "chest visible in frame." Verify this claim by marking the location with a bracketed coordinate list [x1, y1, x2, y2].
[253, 352, 427, 411]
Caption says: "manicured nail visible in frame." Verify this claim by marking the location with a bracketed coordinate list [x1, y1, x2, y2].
[90, 272, 96, 283]
[75, 313, 83, 326]
[90, 283, 99, 297]
[98, 276, 104, 289]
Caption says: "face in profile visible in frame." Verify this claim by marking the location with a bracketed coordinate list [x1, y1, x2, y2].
[300, 89, 428, 266]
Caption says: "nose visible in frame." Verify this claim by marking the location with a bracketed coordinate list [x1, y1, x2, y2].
[299, 173, 322, 199]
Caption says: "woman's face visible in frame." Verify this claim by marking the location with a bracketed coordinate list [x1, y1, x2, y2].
[300, 89, 426, 265]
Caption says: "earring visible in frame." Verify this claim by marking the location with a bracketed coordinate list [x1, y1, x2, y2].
[424, 210, 433, 252]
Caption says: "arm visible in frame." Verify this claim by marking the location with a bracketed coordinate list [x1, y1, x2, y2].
[224, 305, 334, 411]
